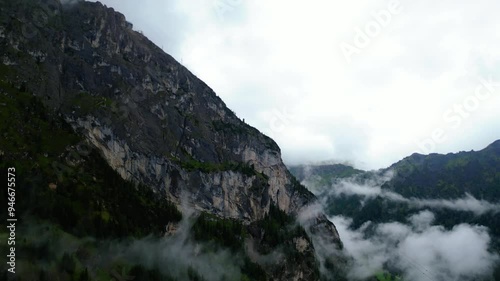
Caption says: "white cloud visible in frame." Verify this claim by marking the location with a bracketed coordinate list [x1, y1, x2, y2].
[330, 211, 499, 281]
[332, 216, 388, 279]
[408, 210, 435, 231]
[298, 171, 500, 279]
[312, 172, 500, 215]
[414, 193, 500, 215]
[396, 223, 498, 281]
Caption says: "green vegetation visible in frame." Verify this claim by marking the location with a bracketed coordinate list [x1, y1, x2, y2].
[189, 205, 318, 281]
[192, 212, 246, 251]
[388, 150, 500, 200]
[212, 120, 254, 136]
[0, 77, 182, 279]
[68, 91, 113, 115]
[257, 204, 300, 251]
[0, 90, 181, 238]
[289, 164, 364, 186]
[0, 222, 180, 280]
[190, 213, 268, 281]
[255, 204, 317, 274]
[179, 159, 267, 179]
[376, 271, 403, 281]
[290, 174, 316, 199]
[0, 66, 181, 239]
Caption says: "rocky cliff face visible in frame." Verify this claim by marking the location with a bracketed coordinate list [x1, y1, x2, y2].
[0, 0, 343, 278]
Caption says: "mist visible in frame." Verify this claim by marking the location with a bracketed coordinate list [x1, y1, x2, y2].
[14, 211, 245, 281]
[331, 211, 499, 281]
[296, 169, 500, 280]
[314, 172, 500, 215]
[297, 203, 498, 281]
[117, 212, 242, 280]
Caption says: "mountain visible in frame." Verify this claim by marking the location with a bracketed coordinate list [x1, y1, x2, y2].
[290, 141, 500, 233]
[289, 164, 364, 183]
[290, 141, 500, 280]
[382, 141, 500, 200]
[0, 0, 344, 280]
[289, 164, 364, 194]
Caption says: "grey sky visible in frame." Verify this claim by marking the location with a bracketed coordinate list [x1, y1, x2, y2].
[88, 0, 500, 169]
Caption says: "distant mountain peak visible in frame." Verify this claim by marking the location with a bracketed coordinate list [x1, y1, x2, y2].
[485, 139, 500, 151]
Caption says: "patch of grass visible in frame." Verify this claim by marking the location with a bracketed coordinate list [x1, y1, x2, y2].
[375, 271, 403, 281]
[69, 91, 113, 114]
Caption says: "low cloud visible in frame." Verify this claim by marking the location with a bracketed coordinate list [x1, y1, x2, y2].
[414, 194, 500, 215]
[15, 210, 244, 281]
[119, 212, 242, 280]
[297, 168, 500, 280]
[408, 209, 435, 231]
[328, 174, 407, 203]
[314, 172, 500, 215]
[331, 211, 499, 281]
[297, 203, 347, 278]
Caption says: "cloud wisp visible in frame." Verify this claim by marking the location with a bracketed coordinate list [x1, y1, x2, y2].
[413, 194, 500, 216]
[16, 211, 245, 281]
[317, 173, 500, 215]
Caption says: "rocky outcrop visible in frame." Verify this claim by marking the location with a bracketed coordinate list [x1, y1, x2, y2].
[65, 111, 307, 221]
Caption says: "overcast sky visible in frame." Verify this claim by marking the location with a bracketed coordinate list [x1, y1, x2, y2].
[88, 0, 500, 170]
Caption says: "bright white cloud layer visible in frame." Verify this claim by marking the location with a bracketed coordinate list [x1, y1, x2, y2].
[88, 0, 500, 169]
[331, 212, 499, 281]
